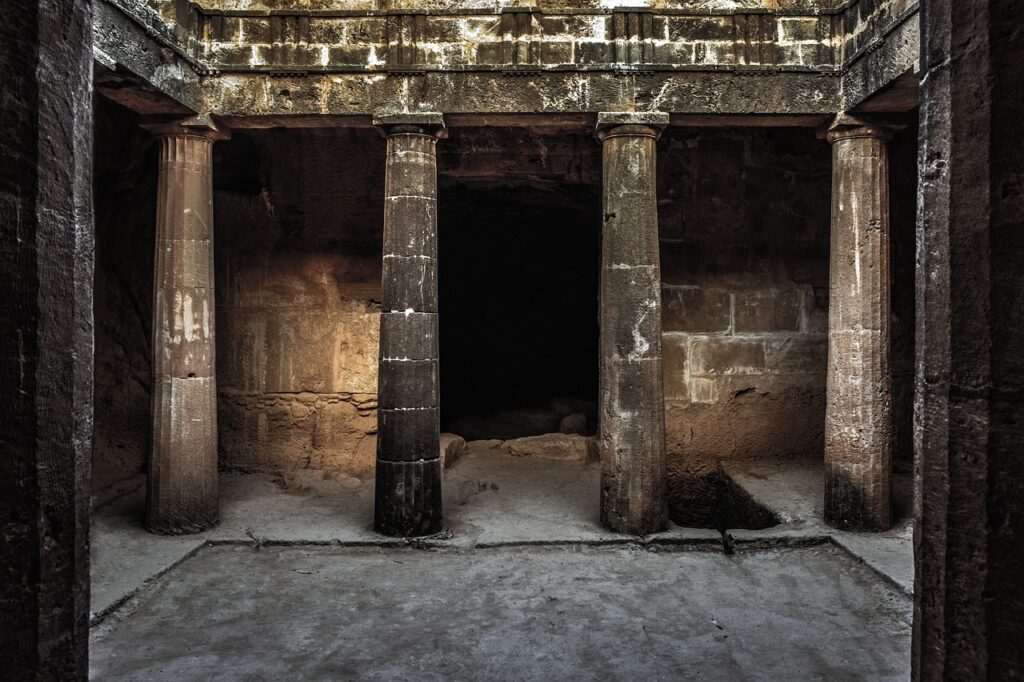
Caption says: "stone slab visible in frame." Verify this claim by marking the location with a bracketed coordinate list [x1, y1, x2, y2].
[90, 543, 911, 680]
[504, 433, 598, 463]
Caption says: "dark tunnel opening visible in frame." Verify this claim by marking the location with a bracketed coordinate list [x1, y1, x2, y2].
[439, 184, 600, 440]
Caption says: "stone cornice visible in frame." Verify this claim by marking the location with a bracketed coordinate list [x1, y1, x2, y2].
[146, 2, 844, 75]
[94, 0, 919, 118]
[189, 1, 850, 16]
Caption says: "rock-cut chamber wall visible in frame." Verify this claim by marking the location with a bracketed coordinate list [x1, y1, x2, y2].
[92, 113, 916, 484]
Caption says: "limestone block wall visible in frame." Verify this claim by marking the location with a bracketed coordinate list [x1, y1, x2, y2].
[143, 0, 840, 72]
[657, 128, 832, 477]
[213, 128, 385, 476]
[194, 10, 834, 71]
[837, 0, 918, 68]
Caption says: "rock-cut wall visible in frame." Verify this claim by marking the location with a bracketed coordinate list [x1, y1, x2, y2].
[214, 128, 385, 476]
[92, 121, 916, 485]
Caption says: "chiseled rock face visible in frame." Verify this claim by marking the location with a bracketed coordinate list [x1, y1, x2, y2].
[212, 130, 384, 476]
[2, 0, 94, 675]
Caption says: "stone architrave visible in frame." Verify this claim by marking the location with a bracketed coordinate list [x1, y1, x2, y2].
[824, 117, 894, 532]
[596, 112, 670, 536]
[373, 113, 446, 537]
[142, 116, 229, 535]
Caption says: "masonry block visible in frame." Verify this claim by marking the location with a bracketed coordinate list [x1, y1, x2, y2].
[690, 337, 766, 376]
[734, 288, 802, 333]
[662, 286, 731, 333]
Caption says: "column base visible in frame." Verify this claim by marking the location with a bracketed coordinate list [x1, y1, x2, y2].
[824, 462, 892, 532]
[374, 459, 443, 537]
[146, 514, 219, 536]
[600, 477, 669, 536]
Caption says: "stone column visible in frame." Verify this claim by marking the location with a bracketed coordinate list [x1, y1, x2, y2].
[1, 1, 93, 675]
[373, 114, 445, 537]
[596, 112, 669, 536]
[915, 2, 1024, 677]
[824, 119, 893, 531]
[142, 117, 229, 535]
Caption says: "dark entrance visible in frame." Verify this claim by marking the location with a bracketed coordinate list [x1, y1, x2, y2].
[439, 185, 600, 440]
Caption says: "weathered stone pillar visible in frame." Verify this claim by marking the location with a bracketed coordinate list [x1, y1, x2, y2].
[915, 1, 1024, 677]
[373, 114, 445, 537]
[596, 112, 669, 536]
[1, 1, 93, 676]
[142, 117, 229, 535]
[824, 119, 893, 531]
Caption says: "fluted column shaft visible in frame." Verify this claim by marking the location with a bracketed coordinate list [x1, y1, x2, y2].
[596, 113, 669, 535]
[374, 115, 445, 537]
[144, 119, 227, 534]
[824, 124, 893, 531]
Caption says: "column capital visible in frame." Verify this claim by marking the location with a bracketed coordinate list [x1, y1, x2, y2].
[141, 114, 231, 142]
[596, 112, 669, 141]
[820, 113, 900, 144]
[373, 113, 447, 138]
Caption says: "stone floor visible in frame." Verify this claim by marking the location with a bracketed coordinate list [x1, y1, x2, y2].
[90, 442, 914, 679]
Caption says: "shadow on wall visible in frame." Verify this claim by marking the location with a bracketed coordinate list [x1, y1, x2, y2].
[658, 128, 833, 476]
[213, 128, 385, 477]
[93, 97, 157, 484]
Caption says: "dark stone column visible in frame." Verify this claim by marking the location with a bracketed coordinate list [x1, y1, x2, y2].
[824, 119, 894, 531]
[914, 2, 1024, 678]
[373, 114, 445, 537]
[596, 112, 669, 536]
[0, 1, 93, 677]
[142, 117, 229, 535]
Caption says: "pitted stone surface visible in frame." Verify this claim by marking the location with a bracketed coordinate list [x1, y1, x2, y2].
[1, 1, 94, 675]
[95, 0, 920, 119]
[147, 128, 225, 535]
[374, 121, 445, 536]
[823, 124, 893, 532]
[89, 543, 912, 681]
[597, 117, 668, 535]
[913, 1, 1024, 677]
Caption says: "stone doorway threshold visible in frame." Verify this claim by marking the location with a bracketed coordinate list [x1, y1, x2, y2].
[90, 441, 913, 630]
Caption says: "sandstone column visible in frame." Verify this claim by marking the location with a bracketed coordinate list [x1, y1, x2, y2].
[373, 114, 445, 537]
[142, 117, 229, 535]
[824, 119, 893, 531]
[596, 112, 669, 535]
[1, 1, 93, 675]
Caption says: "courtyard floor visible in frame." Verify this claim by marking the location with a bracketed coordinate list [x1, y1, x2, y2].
[90, 442, 914, 680]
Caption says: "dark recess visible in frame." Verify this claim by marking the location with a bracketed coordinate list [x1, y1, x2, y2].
[439, 184, 600, 439]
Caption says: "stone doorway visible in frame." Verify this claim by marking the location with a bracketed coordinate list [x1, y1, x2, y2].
[438, 182, 600, 443]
